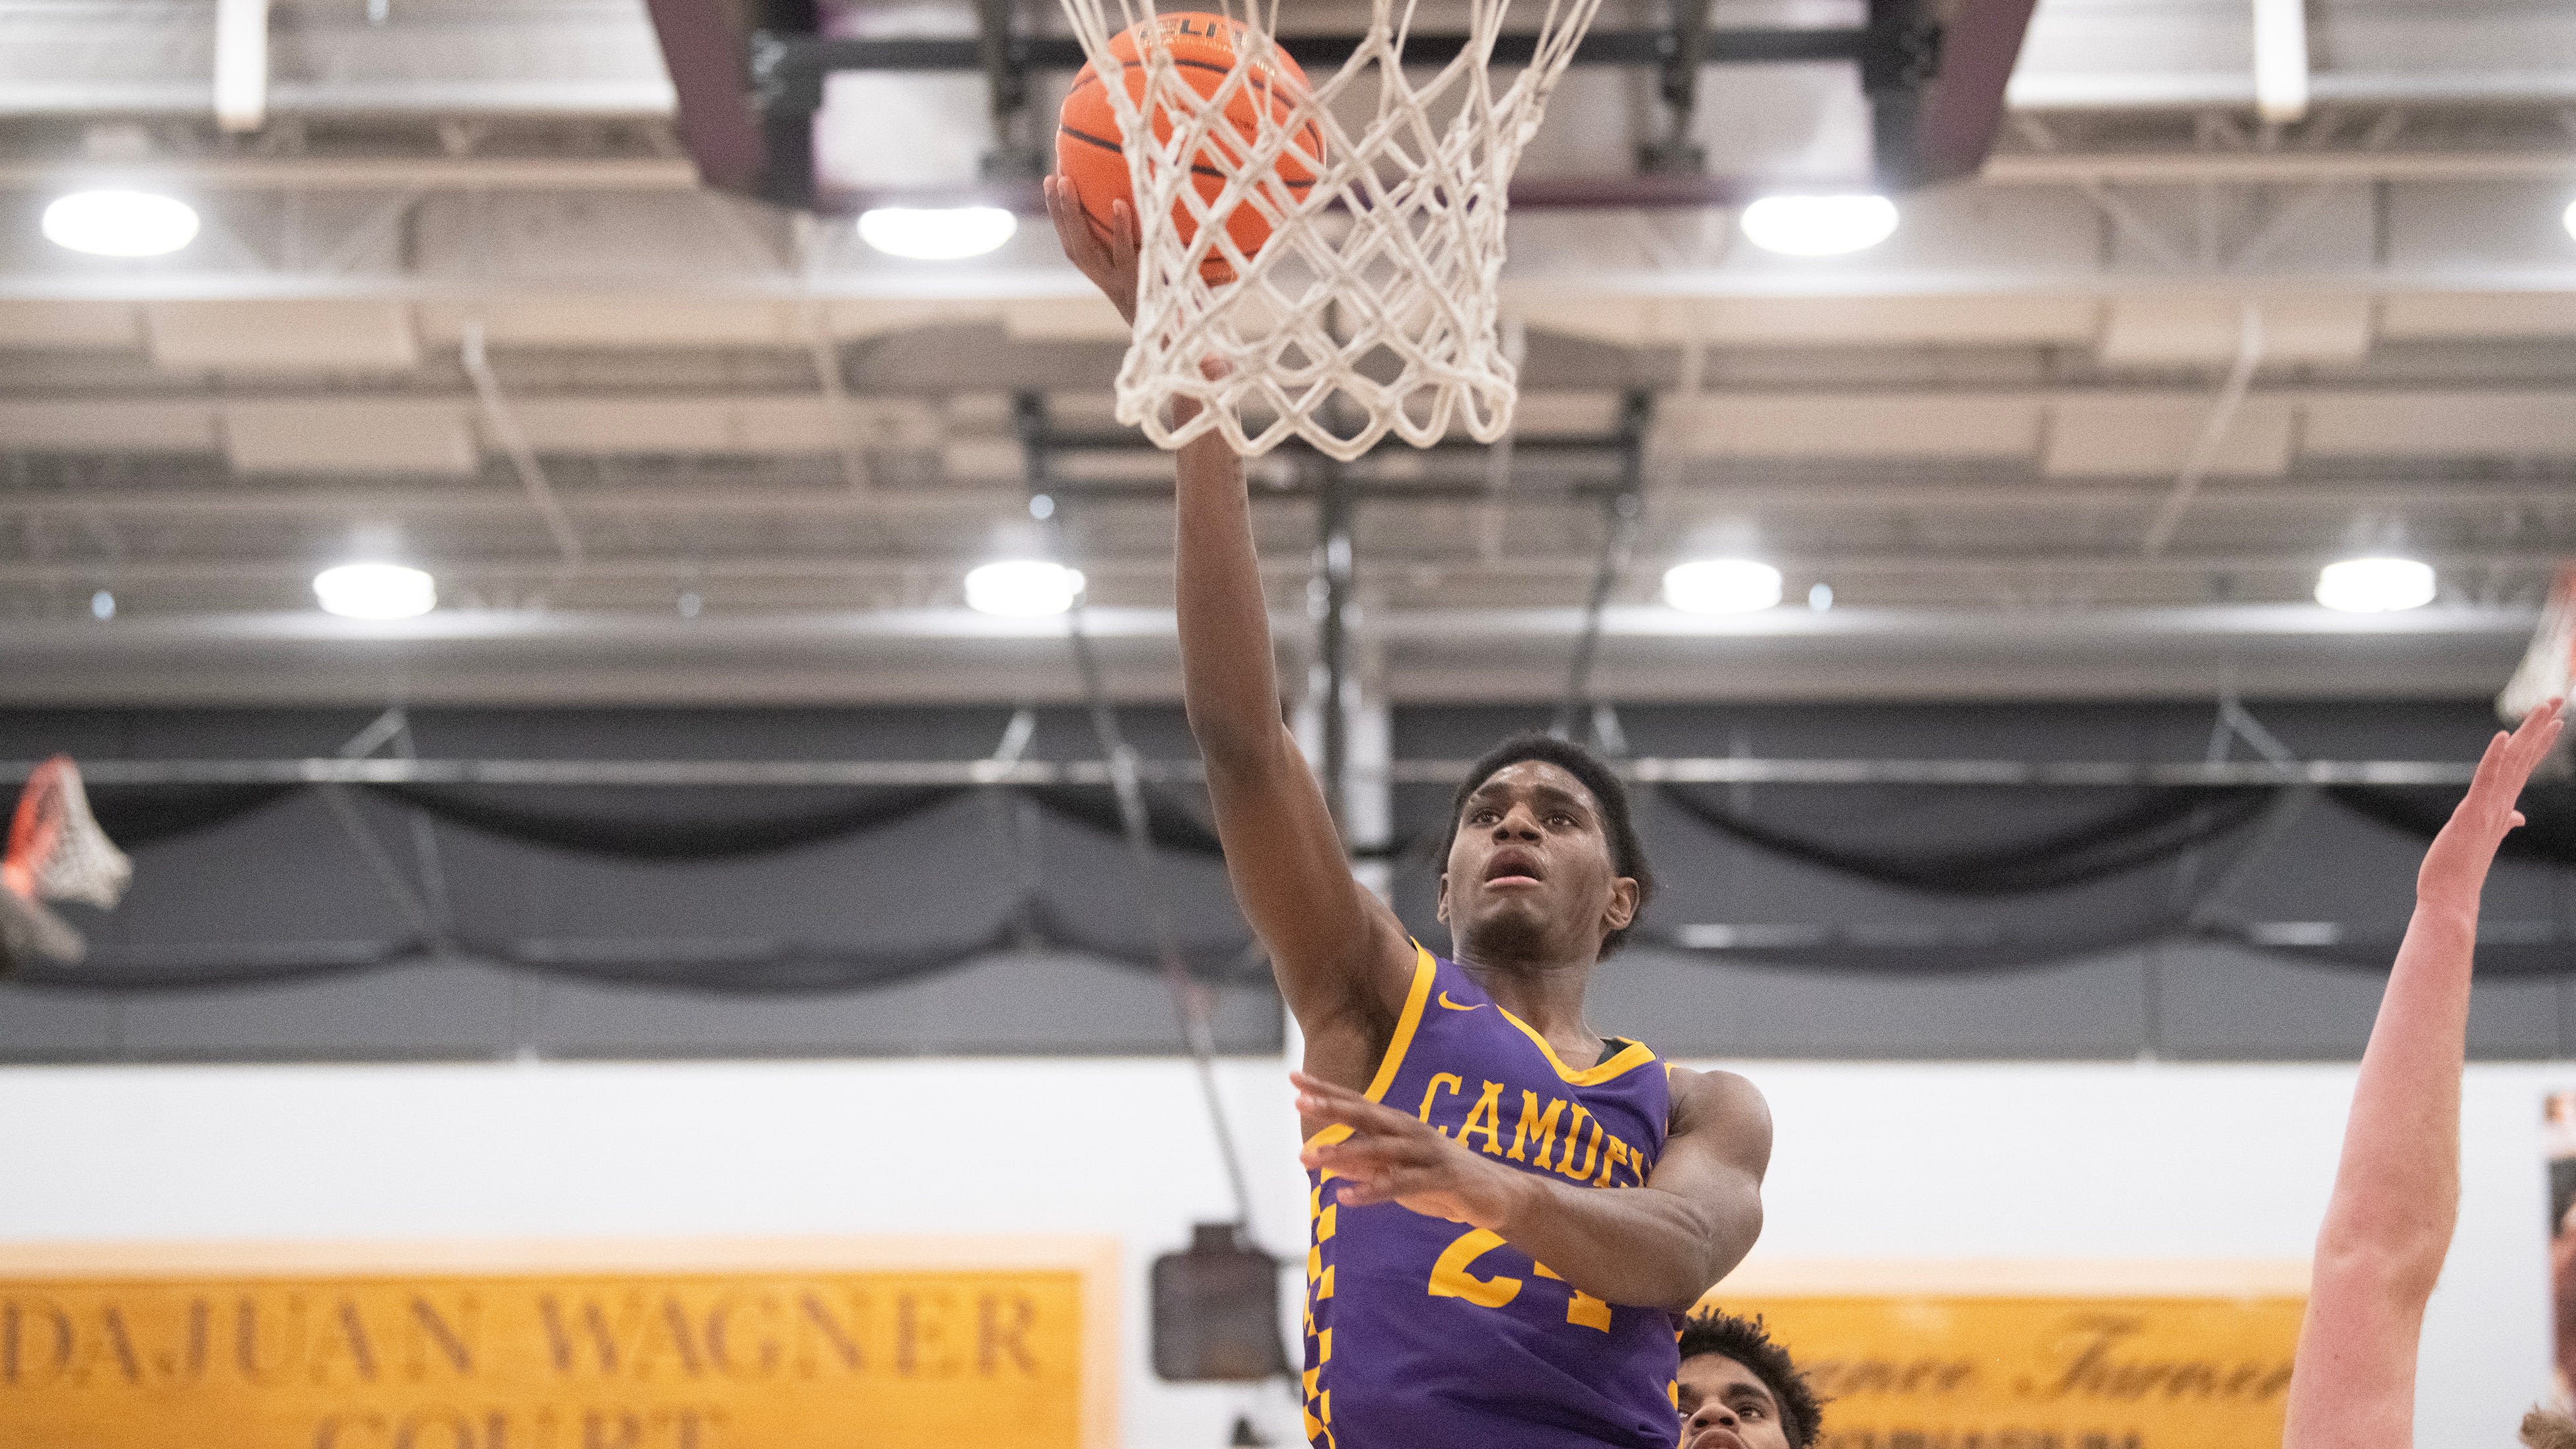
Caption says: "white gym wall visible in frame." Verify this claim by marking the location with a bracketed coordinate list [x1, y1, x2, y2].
[0, 1056, 2561, 1448]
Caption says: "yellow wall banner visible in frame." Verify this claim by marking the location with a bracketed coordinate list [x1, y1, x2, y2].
[0, 1237, 1119, 1449]
[1703, 1261, 2307, 1449]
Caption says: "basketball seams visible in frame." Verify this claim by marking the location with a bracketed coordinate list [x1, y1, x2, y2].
[1058, 11, 1324, 282]
[1057, 124, 1317, 190]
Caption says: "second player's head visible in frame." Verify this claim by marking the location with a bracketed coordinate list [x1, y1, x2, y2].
[1435, 733, 1655, 965]
[1675, 1310, 1822, 1449]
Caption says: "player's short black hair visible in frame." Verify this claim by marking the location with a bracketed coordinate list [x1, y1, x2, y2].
[1676, 1310, 1824, 1449]
[1437, 731, 1655, 953]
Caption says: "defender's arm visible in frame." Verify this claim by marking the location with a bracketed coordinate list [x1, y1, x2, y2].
[1297, 1066, 1772, 1311]
[1044, 176, 1417, 1041]
[2282, 702, 2564, 1449]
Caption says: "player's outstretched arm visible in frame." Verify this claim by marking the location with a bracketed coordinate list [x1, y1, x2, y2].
[1297, 1065, 1772, 1311]
[1044, 176, 1418, 1057]
[2282, 700, 2565, 1449]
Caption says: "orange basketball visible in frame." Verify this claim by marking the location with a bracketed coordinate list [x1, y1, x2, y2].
[1056, 12, 1323, 284]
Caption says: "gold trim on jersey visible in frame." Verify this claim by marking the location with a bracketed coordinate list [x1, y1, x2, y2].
[1493, 1006, 1660, 1086]
[1301, 942, 1438, 1154]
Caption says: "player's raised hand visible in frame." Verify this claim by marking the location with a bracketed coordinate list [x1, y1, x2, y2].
[1042, 175, 1139, 326]
[1294, 1070, 1526, 1226]
[2417, 700, 2564, 913]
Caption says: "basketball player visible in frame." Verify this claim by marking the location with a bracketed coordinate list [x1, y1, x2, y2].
[1675, 1309, 1822, 1449]
[2281, 700, 2572, 1449]
[1045, 177, 1772, 1449]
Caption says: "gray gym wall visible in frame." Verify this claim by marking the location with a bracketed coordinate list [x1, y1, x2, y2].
[0, 698, 2565, 1063]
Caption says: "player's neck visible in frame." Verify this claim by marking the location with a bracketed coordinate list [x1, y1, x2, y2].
[1455, 949, 1598, 1049]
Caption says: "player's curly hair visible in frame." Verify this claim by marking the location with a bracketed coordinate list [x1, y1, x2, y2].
[1437, 732, 1656, 954]
[1676, 1310, 1824, 1449]
[2525, 1408, 2576, 1449]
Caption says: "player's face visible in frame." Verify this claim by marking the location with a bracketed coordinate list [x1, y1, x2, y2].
[1437, 761, 1636, 962]
[1676, 1352, 1793, 1449]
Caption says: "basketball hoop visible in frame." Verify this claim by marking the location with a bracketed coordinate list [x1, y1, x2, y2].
[2501, 564, 2576, 726]
[1055, 0, 1606, 461]
[6, 756, 133, 910]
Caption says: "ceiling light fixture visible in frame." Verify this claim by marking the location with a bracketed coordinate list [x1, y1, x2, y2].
[313, 562, 437, 620]
[42, 190, 200, 257]
[1663, 559, 1783, 614]
[1739, 194, 1898, 257]
[965, 560, 1083, 617]
[2315, 556, 2435, 613]
[858, 205, 1019, 261]
[2563, 198, 2576, 243]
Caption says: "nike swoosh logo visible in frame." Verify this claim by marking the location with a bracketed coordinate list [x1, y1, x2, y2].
[1437, 991, 1482, 1012]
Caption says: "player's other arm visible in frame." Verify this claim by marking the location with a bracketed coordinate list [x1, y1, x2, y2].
[2281, 702, 2564, 1449]
[1042, 177, 1417, 1045]
[1299, 1066, 1773, 1312]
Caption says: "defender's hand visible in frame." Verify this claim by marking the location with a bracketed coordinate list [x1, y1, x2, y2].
[1295, 1071, 1529, 1227]
[1043, 175, 1140, 326]
[2418, 699, 2564, 912]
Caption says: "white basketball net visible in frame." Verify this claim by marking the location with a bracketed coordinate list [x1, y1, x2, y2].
[7, 756, 133, 910]
[2500, 564, 2576, 724]
[1055, 0, 1604, 461]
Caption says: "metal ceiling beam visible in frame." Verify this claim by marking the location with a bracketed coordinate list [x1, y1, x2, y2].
[0, 602, 2533, 642]
[0, 477, 2569, 519]
[22, 264, 2576, 304]
[0, 603, 2529, 708]
[0, 157, 703, 191]
[0, 596, 2524, 708]
[0, 753, 2487, 790]
[1983, 149, 2576, 184]
[7, 147, 2564, 196]
[0, 550, 2562, 588]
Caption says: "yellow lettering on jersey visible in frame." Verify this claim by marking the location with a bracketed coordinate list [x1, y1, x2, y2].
[1532, 1262, 1615, 1333]
[1426, 1228, 1523, 1310]
[1594, 1135, 1629, 1187]
[1416, 1072, 1464, 1133]
[1557, 1107, 1604, 1182]
[1456, 1080, 1507, 1156]
[1508, 1091, 1566, 1169]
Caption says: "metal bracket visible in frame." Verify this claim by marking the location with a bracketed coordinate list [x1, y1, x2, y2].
[1861, 0, 1946, 95]
[1638, 0, 1713, 176]
[976, 0, 1048, 182]
[1552, 390, 1654, 735]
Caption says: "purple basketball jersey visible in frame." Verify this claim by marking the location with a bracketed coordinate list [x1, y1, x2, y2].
[1301, 946, 1681, 1449]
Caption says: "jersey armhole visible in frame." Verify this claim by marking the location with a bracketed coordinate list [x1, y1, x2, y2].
[1305, 944, 1436, 1152]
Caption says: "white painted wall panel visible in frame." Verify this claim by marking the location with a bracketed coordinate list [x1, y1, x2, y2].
[2044, 394, 2297, 475]
[2099, 296, 2373, 368]
[148, 301, 420, 373]
[2304, 392, 2576, 456]
[0, 400, 221, 452]
[1664, 394, 2046, 458]
[509, 396, 843, 455]
[2380, 293, 2576, 341]
[0, 300, 141, 350]
[0, 1059, 2558, 1448]
[1696, 295, 2103, 348]
[225, 400, 480, 474]
[418, 300, 806, 350]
